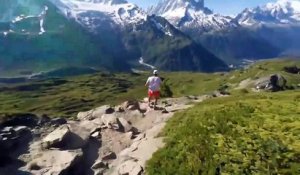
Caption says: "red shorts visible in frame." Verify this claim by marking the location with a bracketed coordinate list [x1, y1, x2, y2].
[148, 90, 160, 98]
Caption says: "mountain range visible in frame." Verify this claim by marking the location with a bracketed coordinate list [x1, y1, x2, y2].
[149, 0, 300, 63]
[1, 0, 300, 76]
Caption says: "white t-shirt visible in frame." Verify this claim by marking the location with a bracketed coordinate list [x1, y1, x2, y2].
[146, 76, 162, 92]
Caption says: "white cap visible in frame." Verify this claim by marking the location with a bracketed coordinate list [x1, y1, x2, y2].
[153, 70, 158, 75]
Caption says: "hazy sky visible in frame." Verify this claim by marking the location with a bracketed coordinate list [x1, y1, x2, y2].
[130, 0, 277, 15]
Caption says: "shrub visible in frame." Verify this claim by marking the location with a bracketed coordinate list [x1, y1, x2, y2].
[160, 79, 173, 98]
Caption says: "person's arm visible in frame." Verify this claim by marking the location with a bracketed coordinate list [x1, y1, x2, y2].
[145, 78, 150, 87]
[159, 77, 163, 85]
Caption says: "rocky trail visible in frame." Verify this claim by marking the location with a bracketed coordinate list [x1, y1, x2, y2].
[0, 95, 215, 175]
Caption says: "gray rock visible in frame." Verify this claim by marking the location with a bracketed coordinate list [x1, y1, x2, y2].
[66, 122, 91, 149]
[13, 126, 30, 135]
[117, 117, 132, 133]
[125, 131, 134, 140]
[38, 115, 51, 126]
[77, 110, 93, 120]
[90, 131, 101, 139]
[92, 160, 107, 170]
[2, 127, 13, 133]
[42, 125, 70, 149]
[95, 169, 106, 175]
[122, 101, 140, 111]
[77, 105, 115, 120]
[101, 114, 119, 130]
[50, 118, 67, 126]
[161, 108, 169, 114]
[102, 151, 117, 161]
[118, 159, 143, 175]
[255, 74, 287, 91]
[115, 106, 125, 112]
[27, 149, 83, 175]
[93, 105, 115, 118]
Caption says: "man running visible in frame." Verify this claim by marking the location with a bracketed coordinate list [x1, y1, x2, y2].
[145, 70, 162, 108]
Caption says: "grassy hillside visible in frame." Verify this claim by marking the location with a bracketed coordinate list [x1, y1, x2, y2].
[0, 73, 147, 118]
[0, 59, 299, 119]
[147, 91, 300, 174]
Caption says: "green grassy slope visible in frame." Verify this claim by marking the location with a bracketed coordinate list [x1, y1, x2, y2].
[0, 73, 147, 118]
[147, 91, 300, 174]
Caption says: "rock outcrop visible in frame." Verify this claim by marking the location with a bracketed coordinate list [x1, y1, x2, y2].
[42, 125, 70, 149]
[27, 149, 83, 175]
[0, 96, 209, 175]
[255, 74, 287, 91]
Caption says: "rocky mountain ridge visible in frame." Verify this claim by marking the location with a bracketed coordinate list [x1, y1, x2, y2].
[148, 0, 236, 34]
[235, 0, 300, 26]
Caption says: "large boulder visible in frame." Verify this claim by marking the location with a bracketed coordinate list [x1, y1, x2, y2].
[101, 114, 119, 130]
[117, 117, 132, 133]
[66, 123, 91, 149]
[42, 125, 70, 149]
[77, 105, 115, 120]
[255, 74, 287, 92]
[27, 149, 83, 175]
[65, 120, 102, 149]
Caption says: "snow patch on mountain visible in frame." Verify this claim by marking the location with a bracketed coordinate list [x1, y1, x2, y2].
[236, 0, 300, 26]
[49, 0, 147, 30]
[2, 5, 49, 36]
[150, 18, 173, 36]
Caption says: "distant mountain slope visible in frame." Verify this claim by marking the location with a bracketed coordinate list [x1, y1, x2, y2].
[123, 15, 228, 71]
[233, 0, 300, 57]
[0, 0, 228, 75]
[0, 0, 130, 75]
[148, 0, 282, 64]
[198, 28, 281, 64]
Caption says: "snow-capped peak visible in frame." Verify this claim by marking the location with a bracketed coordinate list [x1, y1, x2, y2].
[149, 0, 207, 15]
[148, 0, 236, 33]
[236, 0, 300, 26]
[49, 0, 147, 31]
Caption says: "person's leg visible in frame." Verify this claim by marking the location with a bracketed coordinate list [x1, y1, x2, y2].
[148, 96, 152, 107]
[154, 97, 158, 108]
[154, 91, 159, 109]
[148, 90, 152, 107]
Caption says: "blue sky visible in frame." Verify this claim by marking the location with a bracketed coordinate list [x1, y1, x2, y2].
[130, 0, 277, 15]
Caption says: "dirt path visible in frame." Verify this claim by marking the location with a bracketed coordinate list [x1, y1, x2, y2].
[106, 96, 210, 175]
